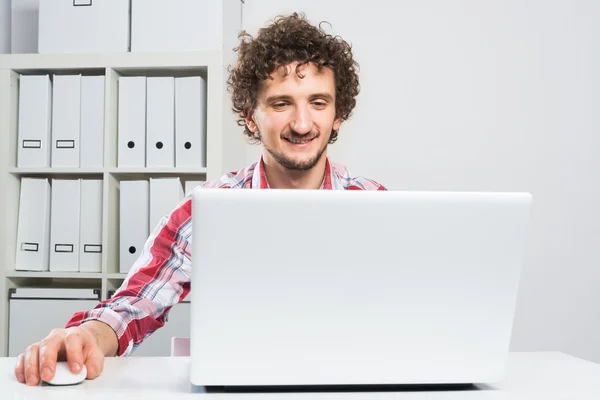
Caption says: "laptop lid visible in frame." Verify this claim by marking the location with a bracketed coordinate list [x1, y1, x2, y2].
[190, 189, 532, 386]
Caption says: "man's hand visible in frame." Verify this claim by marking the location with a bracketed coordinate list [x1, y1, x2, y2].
[14, 321, 116, 386]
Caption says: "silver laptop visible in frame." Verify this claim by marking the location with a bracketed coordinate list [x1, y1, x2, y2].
[190, 189, 532, 387]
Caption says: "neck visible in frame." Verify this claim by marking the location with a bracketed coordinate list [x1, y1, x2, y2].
[262, 154, 328, 189]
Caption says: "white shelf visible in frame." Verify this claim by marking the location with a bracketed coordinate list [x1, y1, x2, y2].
[0, 51, 223, 70]
[9, 167, 104, 175]
[106, 273, 129, 280]
[5, 271, 103, 279]
[0, 47, 241, 357]
[7, 167, 207, 175]
[109, 167, 207, 175]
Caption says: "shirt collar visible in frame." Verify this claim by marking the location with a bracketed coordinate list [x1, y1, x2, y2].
[252, 156, 334, 190]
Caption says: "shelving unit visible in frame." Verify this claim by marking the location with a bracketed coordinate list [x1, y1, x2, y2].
[0, 50, 242, 356]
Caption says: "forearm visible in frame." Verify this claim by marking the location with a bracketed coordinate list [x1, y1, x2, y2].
[80, 320, 119, 357]
[66, 198, 193, 356]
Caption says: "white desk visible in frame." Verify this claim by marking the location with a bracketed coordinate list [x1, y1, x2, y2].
[2, 352, 599, 399]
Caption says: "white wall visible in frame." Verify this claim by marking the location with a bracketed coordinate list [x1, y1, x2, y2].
[0, 0, 10, 53]
[241, 0, 600, 363]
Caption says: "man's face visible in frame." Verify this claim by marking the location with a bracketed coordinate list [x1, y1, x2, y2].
[246, 62, 341, 171]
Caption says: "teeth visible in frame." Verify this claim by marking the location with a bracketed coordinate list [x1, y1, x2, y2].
[287, 138, 312, 144]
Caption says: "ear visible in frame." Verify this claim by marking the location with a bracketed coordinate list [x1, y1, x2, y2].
[333, 115, 342, 132]
[245, 113, 259, 133]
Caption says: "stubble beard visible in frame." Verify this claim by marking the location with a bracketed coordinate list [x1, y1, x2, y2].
[262, 131, 330, 171]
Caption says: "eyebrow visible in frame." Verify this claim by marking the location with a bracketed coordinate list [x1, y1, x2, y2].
[265, 93, 334, 104]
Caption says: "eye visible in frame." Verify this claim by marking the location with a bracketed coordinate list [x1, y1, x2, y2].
[312, 100, 327, 108]
[272, 102, 288, 109]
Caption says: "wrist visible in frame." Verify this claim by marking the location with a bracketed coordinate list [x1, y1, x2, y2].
[80, 320, 119, 357]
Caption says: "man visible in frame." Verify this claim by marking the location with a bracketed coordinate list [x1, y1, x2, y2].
[14, 13, 386, 386]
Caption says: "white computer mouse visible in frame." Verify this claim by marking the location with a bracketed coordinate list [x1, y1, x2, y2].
[42, 361, 87, 386]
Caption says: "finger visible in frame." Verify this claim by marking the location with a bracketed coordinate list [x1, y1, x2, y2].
[39, 329, 66, 382]
[83, 344, 104, 380]
[80, 327, 104, 380]
[64, 331, 84, 374]
[14, 353, 25, 383]
[23, 343, 40, 386]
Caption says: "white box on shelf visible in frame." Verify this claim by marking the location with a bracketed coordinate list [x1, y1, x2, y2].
[131, 0, 241, 52]
[80, 76, 105, 168]
[175, 76, 206, 168]
[11, 0, 38, 53]
[51, 74, 81, 168]
[38, 0, 130, 54]
[17, 75, 52, 168]
[149, 178, 184, 231]
[15, 178, 51, 271]
[184, 181, 205, 196]
[49, 179, 81, 272]
[146, 77, 175, 168]
[8, 288, 100, 357]
[118, 76, 147, 168]
[120, 180, 149, 274]
[79, 179, 103, 273]
[0, 0, 9, 54]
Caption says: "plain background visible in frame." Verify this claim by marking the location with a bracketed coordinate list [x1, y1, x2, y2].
[6, 0, 600, 363]
[239, 0, 600, 364]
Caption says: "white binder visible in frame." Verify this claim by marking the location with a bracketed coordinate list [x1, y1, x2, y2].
[80, 76, 105, 168]
[146, 77, 175, 168]
[51, 74, 81, 168]
[149, 178, 184, 231]
[120, 180, 149, 273]
[184, 180, 205, 196]
[118, 76, 146, 168]
[175, 76, 206, 168]
[17, 75, 52, 168]
[49, 179, 81, 272]
[15, 178, 51, 271]
[79, 179, 103, 273]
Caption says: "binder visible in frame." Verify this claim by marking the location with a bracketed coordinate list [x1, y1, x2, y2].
[15, 178, 51, 271]
[51, 74, 81, 168]
[118, 76, 146, 168]
[149, 178, 184, 231]
[184, 180, 205, 196]
[79, 180, 103, 273]
[80, 76, 105, 168]
[175, 76, 206, 168]
[146, 77, 175, 168]
[49, 179, 81, 272]
[17, 75, 52, 168]
[120, 180, 149, 273]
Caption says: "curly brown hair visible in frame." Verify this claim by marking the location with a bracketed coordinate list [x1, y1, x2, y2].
[227, 12, 360, 144]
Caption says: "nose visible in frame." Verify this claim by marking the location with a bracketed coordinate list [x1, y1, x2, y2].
[291, 106, 313, 135]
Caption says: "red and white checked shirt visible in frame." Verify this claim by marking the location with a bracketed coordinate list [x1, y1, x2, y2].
[65, 157, 386, 356]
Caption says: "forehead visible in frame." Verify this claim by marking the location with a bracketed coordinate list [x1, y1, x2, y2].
[258, 62, 335, 99]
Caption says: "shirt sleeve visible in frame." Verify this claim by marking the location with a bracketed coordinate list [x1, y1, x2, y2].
[65, 197, 193, 357]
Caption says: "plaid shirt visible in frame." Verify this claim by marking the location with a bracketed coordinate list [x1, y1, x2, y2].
[65, 157, 386, 356]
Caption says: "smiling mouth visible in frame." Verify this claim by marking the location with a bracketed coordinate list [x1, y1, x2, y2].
[284, 137, 315, 144]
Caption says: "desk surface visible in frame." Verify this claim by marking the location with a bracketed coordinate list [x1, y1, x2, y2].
[2, 352, 600, 399]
